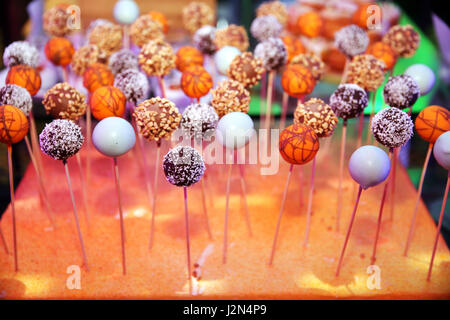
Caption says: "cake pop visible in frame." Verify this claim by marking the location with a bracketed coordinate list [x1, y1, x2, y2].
[281, 64, 316, 99]
[321, 47, 347, 72]
[366, 41, 397, 71]
[193, 25, 217, 55]
[382, 24, 420, 58]
[0, 84, 32, 116]
[43, 83, 87, 120]
[181, 103, 218, 142]
[149, 11, 169, 34]
[297, 11, 323, 38]
[138, 39, 175, 77]
[227, 52, 264, 88]
[256, 1, 288, 26]
[352, 3, 382, 30]
[3, 41, 40, 68]
[282, 35, 305, 63]
[88, 23, 123, 58]
[176, 46, 204, 72]
[346, 54, 385, 92]
[294, 98, 338, 138]
[44, 37, 75, 67]
[108, 49, 139, 76]
[330, 84, 368, 120]
[291, 53, 325, 81]
[250, 15, 282, 42]
[214, 46, 241, 75]
[371, 107, 414, 149]
[6, 65, 41, 96]
[114, 69, 149, 104]
[383, 75, 420, 110]
[83, 63, 115, 93]
[335, 25, 369, 58]
[90, 86, 126, 120]
[254, 37, 287, 72]
[43, 4, 71, 37]
[130, 15, 163, 48]
[215, 25, 249, 52]
[180, 65, 213, 99]
[404, 64, 436, 96]
[211, 79, 250, 118]
[72, 45, 106, 76]
[113, 0, 139, 25]
[182, 2, 215, 34]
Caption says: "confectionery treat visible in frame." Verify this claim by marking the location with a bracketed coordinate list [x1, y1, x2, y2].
[149, 11, 169, 34]
[404, 64, 435, 96]
[382, 24, 420, 58]
[3, 41, 40, 68]
[371, 107, 414, 149]
[0, 84, 32, 116]
[216, 112, 254, 150]
[90, 86, 126, 120]
[279, 123, 319, 165]
[6, 65, 41, 96]
[180, 103, 218, 142]
[180, 65, 213, 99]
[86, 19, 113, 40]
[296, 11, 323, 38]
[215, 25, 249, 52]
[193, 25, 217, 55]
[415, 105, 450, 144]
[44, 37, 75, 67]
[334, 25, 369, 58]
[39, 119, 84, 160]
[130, 15, 164, 48]
[182, 2, 215, 34]
[329, 84, 368, 120]
[72, 45, 106, 76]
[383, 75, 420, 109]
[281, 64, 316, 98]
[211, 79, 250, 118]
[113, 0, 139, 25]
[175, 46, 204, 72]
[163, 146, 205, 187]
[214, 46, 241, 75]
[227, 52, 264, 88]
[43, 83, 87, 120]
[290, 53, 325, 81]
[0, 105, 29, 145]
[256, 1, 288, 26]
[138, 39, 175, 77]
[254, 37, 287, 72]
[294, 98, 338, 138]
[108, 49, 139, 76]
[88, 23, 123, 58]
[133, 97, 181, 142]
[282, 35, 305, 63]
[43, 4, 71, 37]
[92, 117, 136, 157]
[114, 69, 149, 104]
[321, 47, 346, 72]
[346, 54, 385, 92]
[433, 131, 450, 171]
[83, 63, 115, 93]
[250, 15, 282, 42]
[352, 3, 382, 30]
[366, 41, 397, 70]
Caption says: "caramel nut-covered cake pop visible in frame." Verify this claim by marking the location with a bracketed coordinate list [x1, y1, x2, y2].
[366, 41, 397, 70]
[254, 37, 287, 72]
[44, 37, 75, 67]
[88, 23, 123, 59]
[256, 1, 288, 26]
[215, 25, 249, 52]
[181, 65, 213, 99]
[43, 83, 87, 120]
[383, 75, 420, 110]
[371, 107, 413, 148]
[329, 84, 368, 120]
[382, 24, 420, 58]
[227, 52, 265, 88]
[291, 53, 325, 81]
[130, 15, 164, 48]
[43, 4, 71, 37]
[335, 24, 369, 58]
[250, 15, 282, 42]
[72, 45, 106, 76]
[181, 103, 219, 142]
[176, 46, 204, 72]
[83, 63, 114, 93]
[346, 54, 385, 92]
[133, 97, 181, 142]
[193, 25, 217, 55]
[281, 64, 316, 99]
[114, 69, 149, 104]
[39, 119, 84, 160]
[294, 98, 338, 138]
[0, 105, 29, 145]
[6, 65, 41, 96]
[138, 39, 175, 77]
[108, 49, 139, 76]
[182, 2, 215, 34]
[211, 79, 251, 118]
[3, 41, 40, 68]
[0, 84, 32, 116]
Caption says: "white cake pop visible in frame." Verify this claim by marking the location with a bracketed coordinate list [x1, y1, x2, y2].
[113, 0, 139, 25]
[214, 46, 241, 75]
[404, 64, 435, 96]
[216, 112, 254, 149]
[433, 131, 450, 171]
[92, 117, 136, 157]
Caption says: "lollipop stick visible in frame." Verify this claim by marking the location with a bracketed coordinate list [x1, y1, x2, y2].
[389, 148, 399, 220]
[260, 72, 267, 125]
[280, 92, 289, 130]
[149, 142, 161, 250]
[427, 172, 450, 281]
[366, 92, 376, 145]
[75, 153, 91, 228]
[123, 25, 130, 49]
[299, 166, 304, 209]
[200, 179, 213, 240]
[222, 163, 233, 264]
[63, 160, 89, 271]
[341, 57, 350, 84]
[336, 120, 347, 232]
[62, 65, 69, 83]
[113, 158, 126, 275]
[158, 77, 166, 99]
[239, 164, 252, 237]
[357, 112, 364, 149]
[404, 143, 433, 256]
[264, 71, 275, 132]
[303, 157, 316, 247]
[7, 145, 18, 271]
[183, 187, 193, 294]
[0, 224, 8, 254]
[85, 105, 92, 184]
[269, 164, 294, 265]
[336, 185, 363, 277]
[28, 112, 45, 180]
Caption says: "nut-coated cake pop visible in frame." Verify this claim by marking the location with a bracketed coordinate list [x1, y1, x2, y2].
[294, 98, 338, 138]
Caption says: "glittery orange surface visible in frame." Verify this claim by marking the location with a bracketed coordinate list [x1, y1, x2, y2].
[0, 127, 449, 299]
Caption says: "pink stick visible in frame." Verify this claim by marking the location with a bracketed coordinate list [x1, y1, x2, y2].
[7, 145, 18, 271]
[280, 92, 289, 130]
[260, 72, 267, 125]
[75, 153, 91, 228]
[264, 71, 275, 132]
[200, 179, 213, 240]
[357, 112, 364, 148]
[336, 121, 347, 232]
[239, 164, 252, 237]
[223, 164, 233, 264]
[303, 157, 316, 247]
[113, 158, 126, 275]
[184, 187, 193, 294]
[158, 77, 166, 99]
[149, 142, 161, 250]
[389, 148, 398, 220]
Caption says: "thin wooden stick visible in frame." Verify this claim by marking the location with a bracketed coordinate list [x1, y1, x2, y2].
[239, 164, 252, 237]
[404, 143, 433, 256]
[340, 57, 350, 84]
[357, 112, 364, 148]
[427, 172, 450, 281]
[75, 153, 90, 228]
[183, 187, 193, 294]
[149, 142, 161, 250]
[85, 105, 92, 184]
[200, 179, 213, 240]
[336, 185, 363, 277]
[264, 71, 275, 132]
[260, 72, 267, 125]
[0, 224, 8, 254]
[158, 77, 166, 98]
[269, 164, 294, 265]
[7, 145, 18, 271]
[63, 160, 89, 271]
[28, 112, 45, 180]
[299, 166, 304, 209]
[123, 25, 130, 49]
[303, 157, 316, 247]
[280, 92, 289, 130]
[336, 120, 347, 232]
[366, 92, 376, 145]
[62, 66, 69, 83]
[389, 147, 398, 220]
[222, 163, 233, 264]
[113, 158, 126, 275]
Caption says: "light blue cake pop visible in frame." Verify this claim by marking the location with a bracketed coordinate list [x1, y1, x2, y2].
[404, 64, 435, 96]
[113, 0, 139, 25]
[349, 145, 391, 189]
[433, 131, 450, 171]
[93, 117, 136, 157]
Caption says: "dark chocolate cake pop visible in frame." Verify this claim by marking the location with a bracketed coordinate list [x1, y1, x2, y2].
[383, 75, 420, 109]
[0, 84, 32, 116]
[163, 146, 205, 187]
[114, 69, 149, 104]
[254, 37, 287, 72]
[371, 107, 413, 148]
[3, 41, 40, 68]
[329, 84, 368, 120]
[108, 49, 139, 75]
[181, 103, 219, 142]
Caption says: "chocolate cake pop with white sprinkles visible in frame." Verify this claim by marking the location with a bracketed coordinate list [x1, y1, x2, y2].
[39, 119, 84, 161]
[163, 146, 205, 187]
[181, 103, 219, 142]
[3, 41, 40, 68]
[250, 15, 282, 42]
[108, 49, 139, 76]
[114, 69, 149, 104]
[0, 84, 32, 116]
[329, 84, 368, 120]
[193, 25, 217, 55]
[334, 25, 369, 58]
[371, 107, 413, 149]
[383, 75, 420, 110]
[254, 37, 287, 72]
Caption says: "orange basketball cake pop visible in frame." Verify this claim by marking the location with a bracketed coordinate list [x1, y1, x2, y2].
[366, 41, 397, 71]
[214, 25, 249, 52]
[346, 54, 385, 92]
[282, 35, 305, 63]
[181, 65, 213, 99]
[296, 11, 323, 38]
[415, 106, 450, 144]
[211, 79, 250, 118]
[44, 37, 75, 67]
[6, 65, 41, 96]
[138, 39, 175, 77]
[149, 11, 169, 34]
[182, 1, 215, 34]
[382, 24, 420, 58]
[175, 46, 204, 72]
[43, 83, 87, 120]
[227, 52, 264, 88]
[0, 105, 29, 145]
[279, 123, 319, 165]
[281, 64, 316, 99]
[83, 63, 114, 93]
[130, 15, 164, 48]
[90, 86, 126, 120]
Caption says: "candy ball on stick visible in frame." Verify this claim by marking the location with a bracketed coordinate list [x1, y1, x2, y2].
[227, 52, 264, 88]
[296, 11, 323, 38]
[163, 146, 206, 187]
[149, 11, 169, 34]
[0, 84, 32, 116]
[214, 46, 241, 75]
[404, 64, 436, 96]
[294, 98, 338, 138]
[6, 65, 41, 96]
[181, 103, 218, 142]
[329, 84, 368, 120]
[352, 3, 382, 30]
[290, 53, 325, 81]
[44, 37, 75, 67]
[43, 4, 71, 37]
[43, 83, 87, 120]
[216, 112, 254, 150]
[114, 69, 149, 104]
[0, 105, 29, 145]
[335, 25, 369, 58]
[113, 0, 139, 25]
[279, 123, 319, 165]
[433, 131, 450, 171]
[382, 24, 420, 58]
[93, 117, 136, 157]
[90, 86, 126, 120]
[215, 25, 249, 52]
[383, 75, 420, 109]
[282, 35, 305, 63]
[83, 63, 114, 93]
[256, 1, 288, 26]
[211, 79, 250, 118]
[138, 39, 175, 77]
[182, 2, 215, 34]
[371, 107, 414, 149]
[415, 106, 450, 144]
[176, 46, 204, 72]
[3, 41, 40, 68]
[108, 49, 139, 76]
[193, 25, 217, 55]
[254, 37, 287, 72]
[72, 45, 106, 76]
[346, 54, 385, 92]
[366, 41, 397, 71]
[130, 15, 163, 48]
[88, 23, 123, 58]
[281, 64, 316, 99]
[180, 65, 213, 99]
[250, 15, 282, 42]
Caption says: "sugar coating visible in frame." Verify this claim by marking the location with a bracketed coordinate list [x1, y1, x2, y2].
[109, 49, 139, 75]
[371, 107, 413, 148]
[211, 79, 250, 118]
[193, 25, 217, 55]
[250, 15, 282, 42]
[0, 84, 32, 116]
[291, 52, 325, 81]
[182, 2, 215, 34]
[114, 69, 149, 104]
[163, 146, 205, 187]
[3, 41, 40, 68]
[329, 83, 368, 120]
[227, 52, 265, 88]
[346, 54, 386, 92]
[383, 75, 420, 109]
[334, 25, 369, 58]
[138, 39, 175, 77]
[256, 1, 288, 26]
[43, 83, 87, 120]
[254, 37, 287, 71]
[294, 98, 338, 138]
[39, 119, 84, 161]
[215, 25, 249, 52]
[130, 15, 164, 48]
[181, 103, 219, 142]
